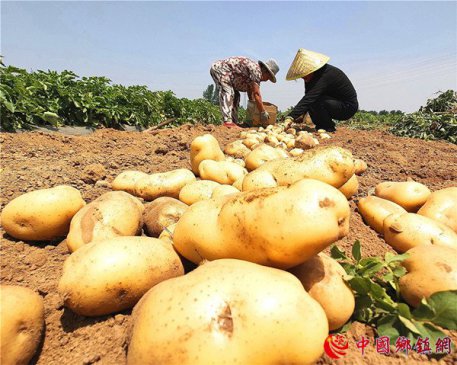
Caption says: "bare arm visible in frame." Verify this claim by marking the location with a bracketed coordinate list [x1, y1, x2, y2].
[249, 82, 264, 112]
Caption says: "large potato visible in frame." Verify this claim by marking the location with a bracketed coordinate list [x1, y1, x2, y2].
[135, 169, 196, 201]
[66, 191, 144, 252]
[143, 197, 188, 237]
[58, 236, 184, 316]
[357, 196, 407, 234]
[1, 185, 85, 241]
[190, 134, 225, 174]
[174, 179, 350, 269]
[383, 213, 457, 253]
[112, 171, 149, 195]
[399, 245, 457, 307]
[244, 144, 284, 171]
[178, 180, 220, 205]
[290, 253, 355, 330]
[224, 140, 251, 159]
[375, 181, 431, 212]
[127, 259, 328, 365]
[0, 285, 44, 365]
[418, 187, 457, 233]
[211, 184, 240, 198]
[198, 160, 248, 185]
[339, 174, 359, 199]
[242, 146, 355, 191]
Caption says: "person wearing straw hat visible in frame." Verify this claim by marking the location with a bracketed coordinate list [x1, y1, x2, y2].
[284, 49, 358, 132]
[210, 57, 279, 128]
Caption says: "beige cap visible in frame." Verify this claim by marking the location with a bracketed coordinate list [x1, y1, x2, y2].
[286, 48, 330, 81]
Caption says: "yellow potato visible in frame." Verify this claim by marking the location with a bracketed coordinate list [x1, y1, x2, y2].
[383, 213, 457, 253]
[375, 181, 431, 212]
[58, 236, 184, 316]
[143, 197, 188, 238]
[1, 185, 85, 241]
[127, 259, 328, 365]
[174, 179, 350, 269]
[245, 144, 284, 171]
[190, 134, 225, 174]
[339, 174, 359, 199]
[66, 191, 144, 252]
[357, 196, 407, 234]
[0, 285, 44, 365]
[295, 133, 317, 150]
[135, 168, 196, 201]
[242, 137, 260, 149]
[354, 159, 368, 175]
[290, 253, 355, 330]
[242, 146, 355, 191]
[211, 184, 240, 198]
[232, 177, 244, 191]
[418, 187, 457, 233]
[198, 160, 247, 185]
[178, 180, 220, 205]
[224, 140, 251, 159]
[289, 148, 304, 157]
[399, 245, 457, 307]
[112, 171, 149, 195]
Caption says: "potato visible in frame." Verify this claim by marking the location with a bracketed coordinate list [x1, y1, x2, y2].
[111, 171, 149, 195]
[289, 148, 304, 157]
[245, 144, 284, 171]
[174, 179, 350, 269]
[198, 160, 248, 185]
[1, 185, 85, 241]
[375, 181, 431, 212]
[275, 147, 289, 158]
[223, 140, 251, 159]
[127, 259, 328, 365]
[143, 197, 188, 238]
[190, 134, 225, 174]
[232, 177, 244, 191]
[418, 187, 457, 232]
[135, 169, 196, 201]
[211, 184, 240, 198]
[399, 245, 457, 307]
[66, 191, 144, 252]
[58, 236, 184, 316]
[158, 223, 176, 245]
[232, 158, 246, 168]
[178, 180, 220, 205]
[242, 137, 260, 149]
[383, 213, 457, 253]
[264, 134, 279, 146]
[357, 196, 407, 234]
[354, 159, 368, 175]
[339, 174, 359, 199]
[290, 253, 355, 330]
[242, 146, 355, 191]
[0, 285, 44, 365]
[295, 133, 317, 150]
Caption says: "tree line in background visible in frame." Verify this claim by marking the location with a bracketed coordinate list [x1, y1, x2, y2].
[0, 63, 455, 143]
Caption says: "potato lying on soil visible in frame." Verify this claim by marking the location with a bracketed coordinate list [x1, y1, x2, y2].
[295, 133, 317, 150]
[174, 179, 350, 269]
[245, 144, 284, 171]
[190, 134, 225, 174]
[211, 184, 240, 198]
[66, 191, 144, 252]
[0, 285, 44, 365]
[198, 160, 247, 185]
[178, 180, 220, 205]
[143, 197, 188, 238]
[112, 171, 149, 195]
[134, 168, 196, 201]
[224, 140, 251, 159]
[290, 253, 355, 331]
[354, 159, 368, 175]
[1, 185, 85, 241]
[383, 213, 457, 253]
[242, 146, 355, 191]
[58, 236, 184, 316]
[127, 259, 328, 365]
[289, 148, 304, 157]
[399, 245, 457, 307]
[357, 196, 407, 234]
[339, 174, 359, 199]
[375, 181, 431, 212]
[418, 187, 457, 232]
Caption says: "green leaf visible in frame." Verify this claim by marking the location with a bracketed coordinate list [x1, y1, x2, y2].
[385, 252, 409, 264]
[397, 303, 412, 319]
[399, 316, 421, 334]
[392, 266, 407, 278]
[352, 240, 362, 262]
[413, 290, 457, 330]
[377, 315, 403, 343]
[411, 320, 448, 347]
[330, 245, 348, 260]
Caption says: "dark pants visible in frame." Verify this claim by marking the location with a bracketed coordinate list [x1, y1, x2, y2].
[309, 96, 358, 130]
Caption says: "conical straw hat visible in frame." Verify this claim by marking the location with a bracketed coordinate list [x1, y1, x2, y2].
[286, 49, 330, 81]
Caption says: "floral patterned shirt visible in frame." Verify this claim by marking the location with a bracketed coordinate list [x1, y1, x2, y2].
[212, 57, 262, 92]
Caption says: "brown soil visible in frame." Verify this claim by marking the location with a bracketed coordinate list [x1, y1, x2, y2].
[1, 124, 456, 365]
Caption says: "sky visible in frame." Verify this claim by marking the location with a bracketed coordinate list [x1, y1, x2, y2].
[2, 1, 456, 112]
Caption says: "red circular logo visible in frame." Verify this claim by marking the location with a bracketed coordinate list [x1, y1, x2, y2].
[324, 334, 349, 359]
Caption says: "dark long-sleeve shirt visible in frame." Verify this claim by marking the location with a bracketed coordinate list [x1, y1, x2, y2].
[288, 64, 358, 119]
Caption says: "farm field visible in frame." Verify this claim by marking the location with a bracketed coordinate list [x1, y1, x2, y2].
[1, 124, 457, 365]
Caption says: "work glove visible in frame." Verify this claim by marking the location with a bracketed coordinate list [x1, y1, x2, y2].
[261, 110, 270, 122]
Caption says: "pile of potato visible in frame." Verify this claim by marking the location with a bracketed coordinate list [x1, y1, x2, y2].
[1, 125, 455, 365]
